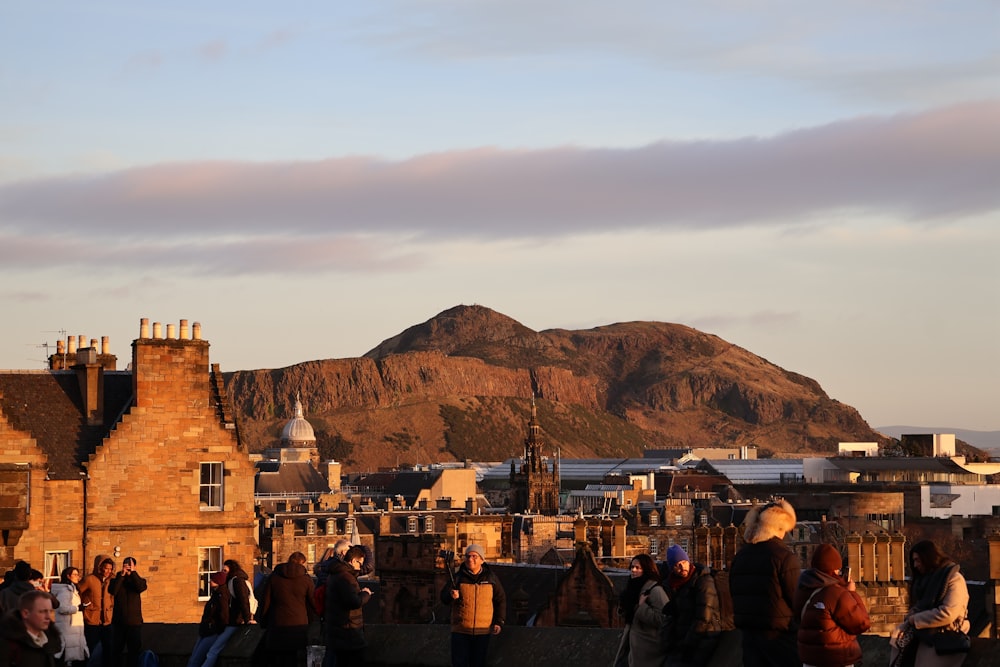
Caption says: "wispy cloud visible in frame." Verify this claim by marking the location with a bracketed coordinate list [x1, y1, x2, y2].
[197, 39, 228, 62]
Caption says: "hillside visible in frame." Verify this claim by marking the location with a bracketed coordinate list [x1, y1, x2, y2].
[226, 305, 890, 471]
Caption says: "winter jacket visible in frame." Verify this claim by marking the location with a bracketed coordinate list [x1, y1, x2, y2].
[108, 571, 146, 626]
[51, 582, 90, 663]
[324, 559, 371, 651]
[664, 565, 722, 665]
[627, 579, 670, 667]
[256, 561, 317, 652]
[198, 583, 231, 637]
[0, 581, 34, 617]
[226, 572, 255, 627]
[440, 563, 506, 636]
[79, 555, 114, 627]
[793, 569, 870, 667]
[0, 608, 63, 667]
[730, 537, 800, 634]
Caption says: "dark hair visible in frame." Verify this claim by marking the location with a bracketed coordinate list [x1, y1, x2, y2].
[910, 540, 951, 572]
[60, 567, 80, 585]
[630, 553, 661, 581]
[12, 561, 32, 581]
[28, 569, 44, 581]
[224, 560, 248, 580]
[99, 558, 115, 571]
[288, 552, 307, 566]
[123, 556, 137, 567]
[344, 545, 366, 563]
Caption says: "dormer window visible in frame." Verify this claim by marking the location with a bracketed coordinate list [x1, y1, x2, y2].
[424, 516, 434, 533]
[649, 512, 659, 527]
[407, 516, 418, 533]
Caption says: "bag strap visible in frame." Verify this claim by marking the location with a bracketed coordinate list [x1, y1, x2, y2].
[801, 587, 824, 622]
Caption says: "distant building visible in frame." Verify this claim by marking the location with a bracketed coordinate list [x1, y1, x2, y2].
[509, 399, 560, 514]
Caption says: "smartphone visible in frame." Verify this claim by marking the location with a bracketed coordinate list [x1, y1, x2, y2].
[842, 566, 852, 582]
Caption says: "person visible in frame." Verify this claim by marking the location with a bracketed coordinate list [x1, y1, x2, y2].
[890, 540, 970, 667]
[793, 544, 870, 667]
[729, 498, 800, 667]
[613, 552, 669, 667]
[108, 556, 147, 667]
[198, 559, 257, 667]
[325, 545, 374, 667]
[0, 560, 36, 614]
[256, 551, 317, 666]
[440, 544, 506, 667]
[0, 589, 63, 666]
[52, 566, 91, 666]
[80, 555, 115, 666]
[660, 545, 721, 667]
[187, 571, 230, 667]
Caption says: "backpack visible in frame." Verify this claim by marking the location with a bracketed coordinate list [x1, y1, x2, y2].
[229, 577, 258, 617]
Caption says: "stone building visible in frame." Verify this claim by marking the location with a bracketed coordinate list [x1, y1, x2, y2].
[0, 318, 257, 623]
[509, 398, 560, 514]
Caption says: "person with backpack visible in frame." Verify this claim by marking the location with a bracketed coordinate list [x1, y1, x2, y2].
[793, 544, 870, 667]
[614, 552, 669, 667]
[660, 545, 721, 667]
[186, 571, 230, 667]
[194, 560, 257, 667]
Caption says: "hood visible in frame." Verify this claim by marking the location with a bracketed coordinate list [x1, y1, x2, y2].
[798, 568, 843, 591]
[743, 499, 797, 544]
[273, 562, 308, 579]
[92, 553, 113, 576]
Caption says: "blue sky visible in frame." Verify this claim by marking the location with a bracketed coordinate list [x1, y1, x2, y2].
[1, 1, 998, 431]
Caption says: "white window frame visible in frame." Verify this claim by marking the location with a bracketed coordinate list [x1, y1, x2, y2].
[198, 546, 223, 600]
[674, 514, 683, 526]
[407, 516, 418, 533]
[200, 462, 224, 510]
[44, 551, 71, 589]
[424, 516, 434, 533]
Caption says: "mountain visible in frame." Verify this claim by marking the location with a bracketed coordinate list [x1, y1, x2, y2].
[226, 304, 891, 471]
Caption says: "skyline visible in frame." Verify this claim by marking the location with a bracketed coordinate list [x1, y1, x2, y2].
[1, 2, 998, 431]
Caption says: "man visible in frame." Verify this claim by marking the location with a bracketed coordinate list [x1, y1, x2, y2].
[257, 551, 317, 666]
[315, 540, 351, 667]
[0, 560, 36, 614]
[108, 556, 147, 667]
[325, 545, 374, 667]
[729, 499, 800, 667]
[80, 555, 116, 667]
[660, 545, 722, 666]
[440, 544, 505, 667]
[0, 589, 63, 666]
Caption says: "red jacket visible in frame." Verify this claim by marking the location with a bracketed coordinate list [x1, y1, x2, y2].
[794, 570, 871, 667]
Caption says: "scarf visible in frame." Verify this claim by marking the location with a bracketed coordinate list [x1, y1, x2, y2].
[910, 562, 956, 612]
[620, 575, 654, 624]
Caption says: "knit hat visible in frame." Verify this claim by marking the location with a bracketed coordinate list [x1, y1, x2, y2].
[667, 544, 690, 569]
[465, 544, 485, 559]
[210, 571, 228, 587]
[811, 544, 842, 574]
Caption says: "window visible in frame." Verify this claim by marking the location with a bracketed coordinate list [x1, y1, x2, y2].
[326, 519, 337, 535]
[306, 519, 318, 535]
[674, 515, 683, 526]
[650, 538, 659, 555]
[307, 544, 316, 564]
[44, 551, 70, 589]
[200, 462, 223, 509]
[649, 512, 659, 527]
[407, 516, 418, 533]
[198, 546, 223, 599]
[424, 516, 434, 533]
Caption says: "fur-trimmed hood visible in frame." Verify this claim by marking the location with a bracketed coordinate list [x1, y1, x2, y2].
[743, 499, 797, 544]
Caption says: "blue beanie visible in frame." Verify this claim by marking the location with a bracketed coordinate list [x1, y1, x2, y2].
[667, 544, 690, 569]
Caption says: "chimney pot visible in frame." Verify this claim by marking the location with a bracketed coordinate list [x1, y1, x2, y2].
[78, 335, 86, 350]
[166, 323, 176, 339]
[57, 340, 65, 354]
[152, 322, 162, 339]
[68, 336, 77, 354]
[139, 318, 150, 339]
[179, 319, 189, 340]
[101, 336, 109, 354]
[192, 322, 202, 340]
[89, 338, 97, 349]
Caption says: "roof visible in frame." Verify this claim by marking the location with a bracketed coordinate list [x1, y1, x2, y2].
[825, 457, 972, 473]
[352, 470, 445, 506]
[255, 460, 330, 496]
[698, 459, 804, 484]
[0, 370, 133, 479]
[280, 396, 316, 444]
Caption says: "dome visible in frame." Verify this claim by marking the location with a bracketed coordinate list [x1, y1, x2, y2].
[280, 395, 316, 445]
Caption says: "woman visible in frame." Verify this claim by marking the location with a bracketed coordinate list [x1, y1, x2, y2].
[51, 566, 90, 667]
[187, 571, 230, 667]
[793, 544, 870, 667]
[891, 540, 969, 667]
[615, 553, 669, 667]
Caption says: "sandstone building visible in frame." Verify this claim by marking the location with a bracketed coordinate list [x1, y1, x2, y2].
[509, 398, 560, 514]
[0, 319, 257, 623]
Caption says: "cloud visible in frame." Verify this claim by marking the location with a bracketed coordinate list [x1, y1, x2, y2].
[198, 40, 228, 62]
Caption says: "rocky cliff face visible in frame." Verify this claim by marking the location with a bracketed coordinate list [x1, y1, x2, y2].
[226, 305, 887, 471]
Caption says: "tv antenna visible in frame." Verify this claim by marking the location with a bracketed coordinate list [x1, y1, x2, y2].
[41, 329, 68, 368]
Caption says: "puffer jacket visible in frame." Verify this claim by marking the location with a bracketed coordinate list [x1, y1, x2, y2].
[729, 537, 800, 633]
[794, 569, 871, 667]
[51, 581, 90, 662]
[325, 558, 371, 650]
[440, 563, 506, 636]
[665, 564, 722, 662]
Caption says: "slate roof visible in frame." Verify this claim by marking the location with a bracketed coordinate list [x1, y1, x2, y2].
[255, 460, 330, 496]
[0, 370, 133, 479]
[353, 470, 445, 506]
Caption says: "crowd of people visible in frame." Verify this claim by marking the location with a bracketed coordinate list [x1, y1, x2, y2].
[0, 513, 973, 667]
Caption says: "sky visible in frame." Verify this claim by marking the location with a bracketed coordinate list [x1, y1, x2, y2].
[1, 1, 998, 432]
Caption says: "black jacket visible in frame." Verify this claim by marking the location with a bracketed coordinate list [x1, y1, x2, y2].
[0, 609, 63, 667]
[665, 564, 722, 662]
[108, 571, 147, 626]
[729, 537, 800, 633]
[324, 559, 371, 651]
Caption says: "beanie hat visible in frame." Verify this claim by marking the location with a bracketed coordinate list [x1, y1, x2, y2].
[465, 544, 485, 559]
[667, 544, 690, 569]
[811, 543, 842, 574]
[210, 571, 228, 587]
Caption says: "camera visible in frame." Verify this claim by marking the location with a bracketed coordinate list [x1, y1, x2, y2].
[439, 549, 455, 563]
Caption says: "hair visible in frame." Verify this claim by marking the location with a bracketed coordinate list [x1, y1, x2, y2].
[344, 545, 367, 563]
[60, 567, 80, 585]
[18, 589, 51, 611]
[12, 560, 32, 581]
[123, 556, 137, 567]
[288, 552, 307, 566]
[99, 558, 115, 570]
[630, 553, 661, 581]
[910, 540, 951, 572]
[28, 569, 44, 581]
[334, 539, 351, 556]
[224, 560, 248, 580]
